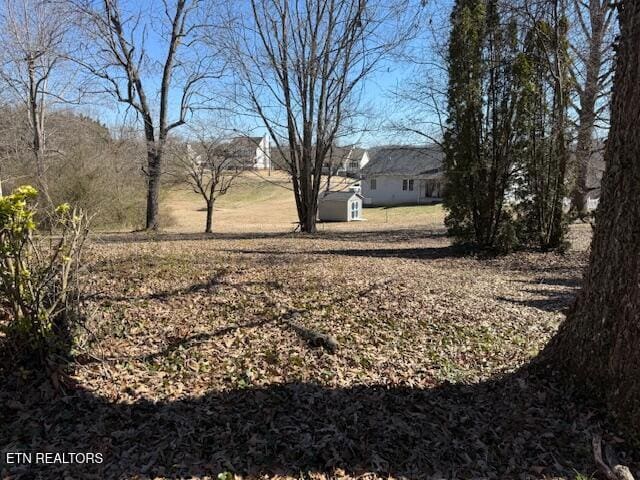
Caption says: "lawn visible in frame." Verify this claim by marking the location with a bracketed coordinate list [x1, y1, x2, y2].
[162, 171, 445, 234]
[1, 175, 636, 479]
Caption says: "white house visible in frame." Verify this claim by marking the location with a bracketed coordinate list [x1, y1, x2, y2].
[323, 146, 370, 176]
[318, 191, 364, 222]
[225, 134, 271, 170]
[360, 145, 444, 206]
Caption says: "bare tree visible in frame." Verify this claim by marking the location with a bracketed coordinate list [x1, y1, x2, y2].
[568, 0, 616, 217]
[386, 0, 450, 147]
[73, 0, 219, 230]
[223, 0, 419, 233]
[169, 135, 242, 233]
[0, 0, 78, 202]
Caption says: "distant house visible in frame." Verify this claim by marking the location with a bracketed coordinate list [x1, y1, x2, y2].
[360, 145, 444, 206]
[223, 134, 271, 170]
[269, 144, 369, 176]
[318, 191, 364, 222]
[324, 146, 370, 176]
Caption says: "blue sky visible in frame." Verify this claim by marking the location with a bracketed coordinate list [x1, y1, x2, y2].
[84, 0, 453, 148]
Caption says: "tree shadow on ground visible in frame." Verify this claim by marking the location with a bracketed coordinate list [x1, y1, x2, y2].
[1, 357, 639, 479]
[498, 277, 582, 313]
[85, 269, 231, 303]
[310, 244, 475, 260]
[92, 228, 447, 246]
[497, 291, 577, 313]
[224, 244, 476, 261]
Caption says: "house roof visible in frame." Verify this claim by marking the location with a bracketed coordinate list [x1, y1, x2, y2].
[228, 136, 264, 146]
[319, 191, 362, 202]
[362, 145, 443, 177]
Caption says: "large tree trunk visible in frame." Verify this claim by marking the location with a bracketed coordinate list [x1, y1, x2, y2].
[571, 0, 607, 219]
[572, 118, 595, 217]
[547, 0, 640, 439]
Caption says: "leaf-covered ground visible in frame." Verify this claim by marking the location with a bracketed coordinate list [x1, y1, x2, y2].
[1, 224, 638, 479]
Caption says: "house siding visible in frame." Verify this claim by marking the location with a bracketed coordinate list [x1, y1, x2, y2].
[362, 175, 432, 205]
[254, 136, 271, 170]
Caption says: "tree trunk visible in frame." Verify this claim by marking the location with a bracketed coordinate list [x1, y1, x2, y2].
[546, 0, 640, 440]
[572, 121, 593, 217]
[146, 150, 161, 230]
[205, 200, 214, 233]
[571, 0, 608, 219]
[300, 198, 318, 233]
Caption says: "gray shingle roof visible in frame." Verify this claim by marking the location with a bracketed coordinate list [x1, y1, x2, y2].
[362, 145, 443, 177]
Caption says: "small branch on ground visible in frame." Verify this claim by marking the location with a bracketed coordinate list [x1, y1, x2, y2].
[282, 311, 338, 354]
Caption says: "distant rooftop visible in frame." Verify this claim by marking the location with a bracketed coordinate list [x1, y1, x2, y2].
[362, 145, 443, 177]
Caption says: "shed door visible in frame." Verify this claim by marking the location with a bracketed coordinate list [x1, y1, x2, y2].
[350, 201, 360, 220]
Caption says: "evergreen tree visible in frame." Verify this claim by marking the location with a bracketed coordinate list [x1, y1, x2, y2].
[443, 0, 520, 249]
[513, 6, 571, 250]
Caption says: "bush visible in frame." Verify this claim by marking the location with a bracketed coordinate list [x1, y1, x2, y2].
[0, 186, 90, 368]
[494, 214, 519, 254]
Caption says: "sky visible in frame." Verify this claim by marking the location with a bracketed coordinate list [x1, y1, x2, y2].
[76, 0, 454, 149]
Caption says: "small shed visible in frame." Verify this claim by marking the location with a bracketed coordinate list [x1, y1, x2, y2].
[318, 191, 364, 222]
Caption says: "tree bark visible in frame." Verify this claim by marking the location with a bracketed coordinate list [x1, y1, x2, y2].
[146, 150, 161, 230]
[546, 0, 640, 440]
[571, 0, 609, 219]
[205, 200, 214, 233]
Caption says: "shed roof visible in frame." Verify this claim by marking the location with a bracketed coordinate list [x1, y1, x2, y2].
[320, 191, 363, 202]
[362, 145, 443, 177]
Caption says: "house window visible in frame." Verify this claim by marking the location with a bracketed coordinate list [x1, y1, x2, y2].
[349, 160, 359, 171]
[408, 179, 414, 191]
[351, 201, 360, 220]
[403, 179, 414, 191]
[402, 179, 408, 191]
[370, 178, 377, 190]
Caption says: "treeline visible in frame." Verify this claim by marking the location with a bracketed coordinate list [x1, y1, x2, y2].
[0, 108, 147, 229]
[443, 0, 613, 251]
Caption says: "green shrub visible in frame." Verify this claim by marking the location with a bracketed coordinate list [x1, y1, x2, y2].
[0, 186, 90, 368]
[494, 213, 519, 254]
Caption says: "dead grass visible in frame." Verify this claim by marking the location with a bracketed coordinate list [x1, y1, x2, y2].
[161, 171, 445, 234]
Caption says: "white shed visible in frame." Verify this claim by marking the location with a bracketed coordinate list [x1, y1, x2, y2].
[318, 191, 364, 222]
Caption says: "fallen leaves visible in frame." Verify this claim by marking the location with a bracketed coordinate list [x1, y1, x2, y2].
[1, 225, 637, 479]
